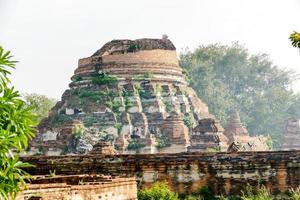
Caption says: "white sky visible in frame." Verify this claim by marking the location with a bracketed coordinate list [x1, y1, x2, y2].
[0, 0, 299, 99]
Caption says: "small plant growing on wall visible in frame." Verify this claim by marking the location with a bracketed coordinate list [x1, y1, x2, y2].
[127, 43, 139, 53]
[73, 125, 85, 139]
[112, 100, 122, 113]
[163, 99, 173, 112]
[156, 132, 169, 149]
[122, 88, 135, 97]
[113, 122, 122, 135]
[126, 139, 145, 150]
[83, 116, 97, 127]
[155, 84, 163, 96]
[91, 71, 118, 86]
[143, 72, 154, 79]
[183, 115, 194, 129]
[71, 74, 82, 82]
[124, 97, 134, 111]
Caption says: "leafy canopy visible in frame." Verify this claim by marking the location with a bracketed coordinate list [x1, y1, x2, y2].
[180, 43, 299, 147]
[0, 46, 36, 199]
[23, 93, 57, 123]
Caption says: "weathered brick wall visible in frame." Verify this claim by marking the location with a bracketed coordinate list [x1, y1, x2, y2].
[22, 151, 300, 195]
[17, 176, 137, 200]
[102, 50, 179, 65]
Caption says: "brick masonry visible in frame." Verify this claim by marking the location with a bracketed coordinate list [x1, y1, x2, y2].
[22, 150, 300, 195]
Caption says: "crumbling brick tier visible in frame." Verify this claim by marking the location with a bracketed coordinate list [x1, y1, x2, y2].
[22, 151, 300, 195]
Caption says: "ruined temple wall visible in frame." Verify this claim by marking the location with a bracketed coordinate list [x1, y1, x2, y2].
[17, 177, 137, 200]
[22, 151, 300, 195]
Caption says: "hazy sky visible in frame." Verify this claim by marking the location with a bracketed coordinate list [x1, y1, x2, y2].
[0, 0, 299, 99]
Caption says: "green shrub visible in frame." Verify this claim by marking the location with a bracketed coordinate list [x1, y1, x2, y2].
[0, 46, 36, 199]
[290, 187, 300, 200]
[122, 88, 135, 97]
[127, 43, 139, 53]
[91, 71, 117, 86]
[138, 87, 153, 99]
[73, 125, 85, 139]
[183, 115, 194, 129]
[125, 97, 134, 111]
[241, 185, 272, 200]
[155, 84, 163, 95]
[156, 132, 169, 149]
[114, 123, 122, 134]
[127, 139, 145, 150]
[71, 75, 82, 82]
[112, 100, 122, 113]
[143, 72, 154, 79]
[83, 116, 97, 127]
[138, 182, 178, 200]
[191, 186, 218, 200]
[163, 100, 173, 112]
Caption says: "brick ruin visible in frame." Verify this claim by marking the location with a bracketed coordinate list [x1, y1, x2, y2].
[224, 111, 269, 152]
[21, 151, 300, 196]
[17, 175, 137, 200]
[29, 38, 216, 156]
[28, 38, 275, 157]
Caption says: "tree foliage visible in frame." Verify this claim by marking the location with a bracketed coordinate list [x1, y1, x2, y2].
[0, 46, 36, 199]
[180, 43, 299, 147]
[290, 32, 300, 49]
[23, 93, 56, 123]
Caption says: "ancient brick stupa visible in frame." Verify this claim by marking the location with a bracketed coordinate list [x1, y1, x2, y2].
[29, 37, 214, 156]
[224, 111, 269, 152]
[188, 118, 228, 152]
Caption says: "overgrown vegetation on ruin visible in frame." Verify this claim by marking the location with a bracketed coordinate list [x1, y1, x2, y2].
[91, 71, 118, 86]
[127, 139, 146, 150]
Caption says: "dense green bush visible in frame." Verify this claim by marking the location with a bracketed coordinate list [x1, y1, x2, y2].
[138, 182, 178, 200]
[240, 185, 272, 200]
